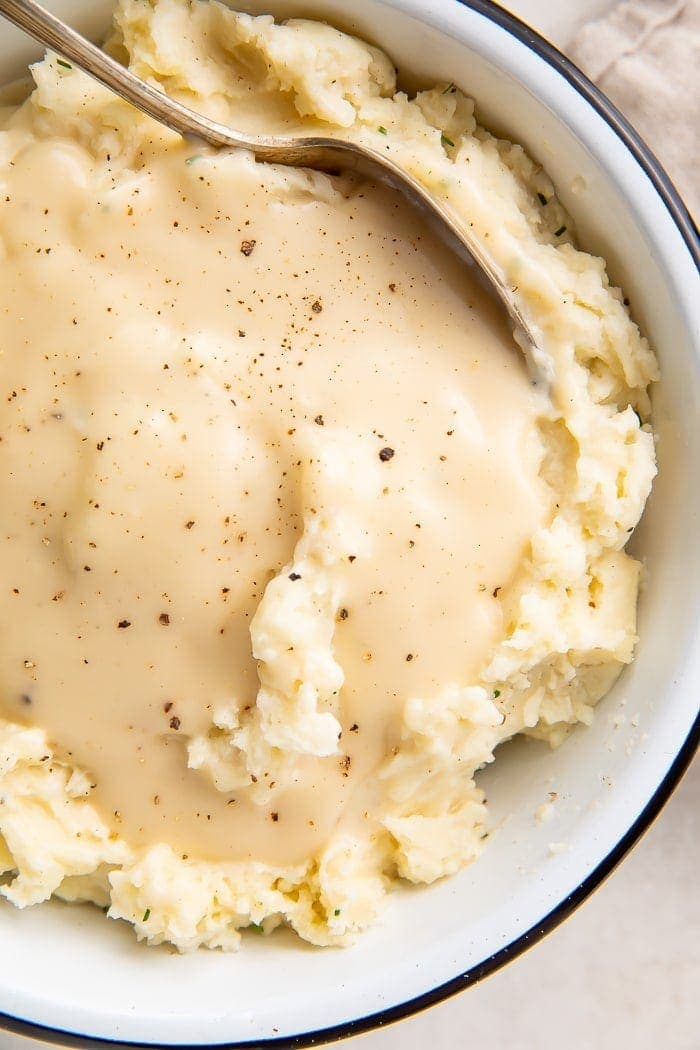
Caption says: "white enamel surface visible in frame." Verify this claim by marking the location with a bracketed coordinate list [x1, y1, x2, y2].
[0, 1, 697, 1045]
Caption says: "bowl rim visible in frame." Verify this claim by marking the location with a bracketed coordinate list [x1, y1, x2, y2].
[0, 0, 698, 1047]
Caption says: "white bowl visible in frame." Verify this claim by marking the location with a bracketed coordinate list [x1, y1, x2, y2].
[0, 1, 698, 1046]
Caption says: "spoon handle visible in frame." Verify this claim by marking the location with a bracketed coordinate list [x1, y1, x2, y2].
[0, 0, 547, 384]
[0, 0, 249, 147]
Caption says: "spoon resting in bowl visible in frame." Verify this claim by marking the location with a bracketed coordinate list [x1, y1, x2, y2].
[0, 0, 549, 383]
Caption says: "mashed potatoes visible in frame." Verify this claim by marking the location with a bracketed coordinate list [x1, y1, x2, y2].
[0, 0, 657, 951]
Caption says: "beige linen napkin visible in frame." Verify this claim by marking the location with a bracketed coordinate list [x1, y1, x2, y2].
[569, 0, 699, 217]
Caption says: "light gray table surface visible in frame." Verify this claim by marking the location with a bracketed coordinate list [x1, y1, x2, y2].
[1, 2, 697, 1048]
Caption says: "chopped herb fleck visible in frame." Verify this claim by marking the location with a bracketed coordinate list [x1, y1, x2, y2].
[442, 82, 454, 94]
[377, 126, 388, 135]
[537, 192, 548, 206]
[249, 922, 263, 933]
[142, 908, 151, 922]
[493, 689, 501, 698]
[441, 133, 455, 148]
[334, 908, 341, 916]
[57, 59, 72, 70]
[554, 225, 567, 237]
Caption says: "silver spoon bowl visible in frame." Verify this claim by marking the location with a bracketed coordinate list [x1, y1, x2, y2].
[0, 0, 547, 381]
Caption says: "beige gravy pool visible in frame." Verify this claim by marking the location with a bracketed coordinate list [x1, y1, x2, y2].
[0, 134, 549, 865]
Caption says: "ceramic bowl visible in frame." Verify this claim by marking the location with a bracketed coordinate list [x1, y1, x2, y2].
[0, 1, 697, 1047]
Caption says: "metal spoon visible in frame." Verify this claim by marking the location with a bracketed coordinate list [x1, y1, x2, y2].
[0, 0, 547, 381]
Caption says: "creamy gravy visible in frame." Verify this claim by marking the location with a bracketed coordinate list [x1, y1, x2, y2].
[0, 133, 549, 864]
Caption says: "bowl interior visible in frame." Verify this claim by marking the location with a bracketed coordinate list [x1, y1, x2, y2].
[0, 1, 697, 1046]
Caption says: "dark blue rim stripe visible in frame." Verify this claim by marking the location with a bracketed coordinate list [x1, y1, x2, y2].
[468, 0, 699, 258]
[1, 1, 698, 1046]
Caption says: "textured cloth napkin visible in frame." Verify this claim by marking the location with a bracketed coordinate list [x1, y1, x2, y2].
[569, 0, 699, 218]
